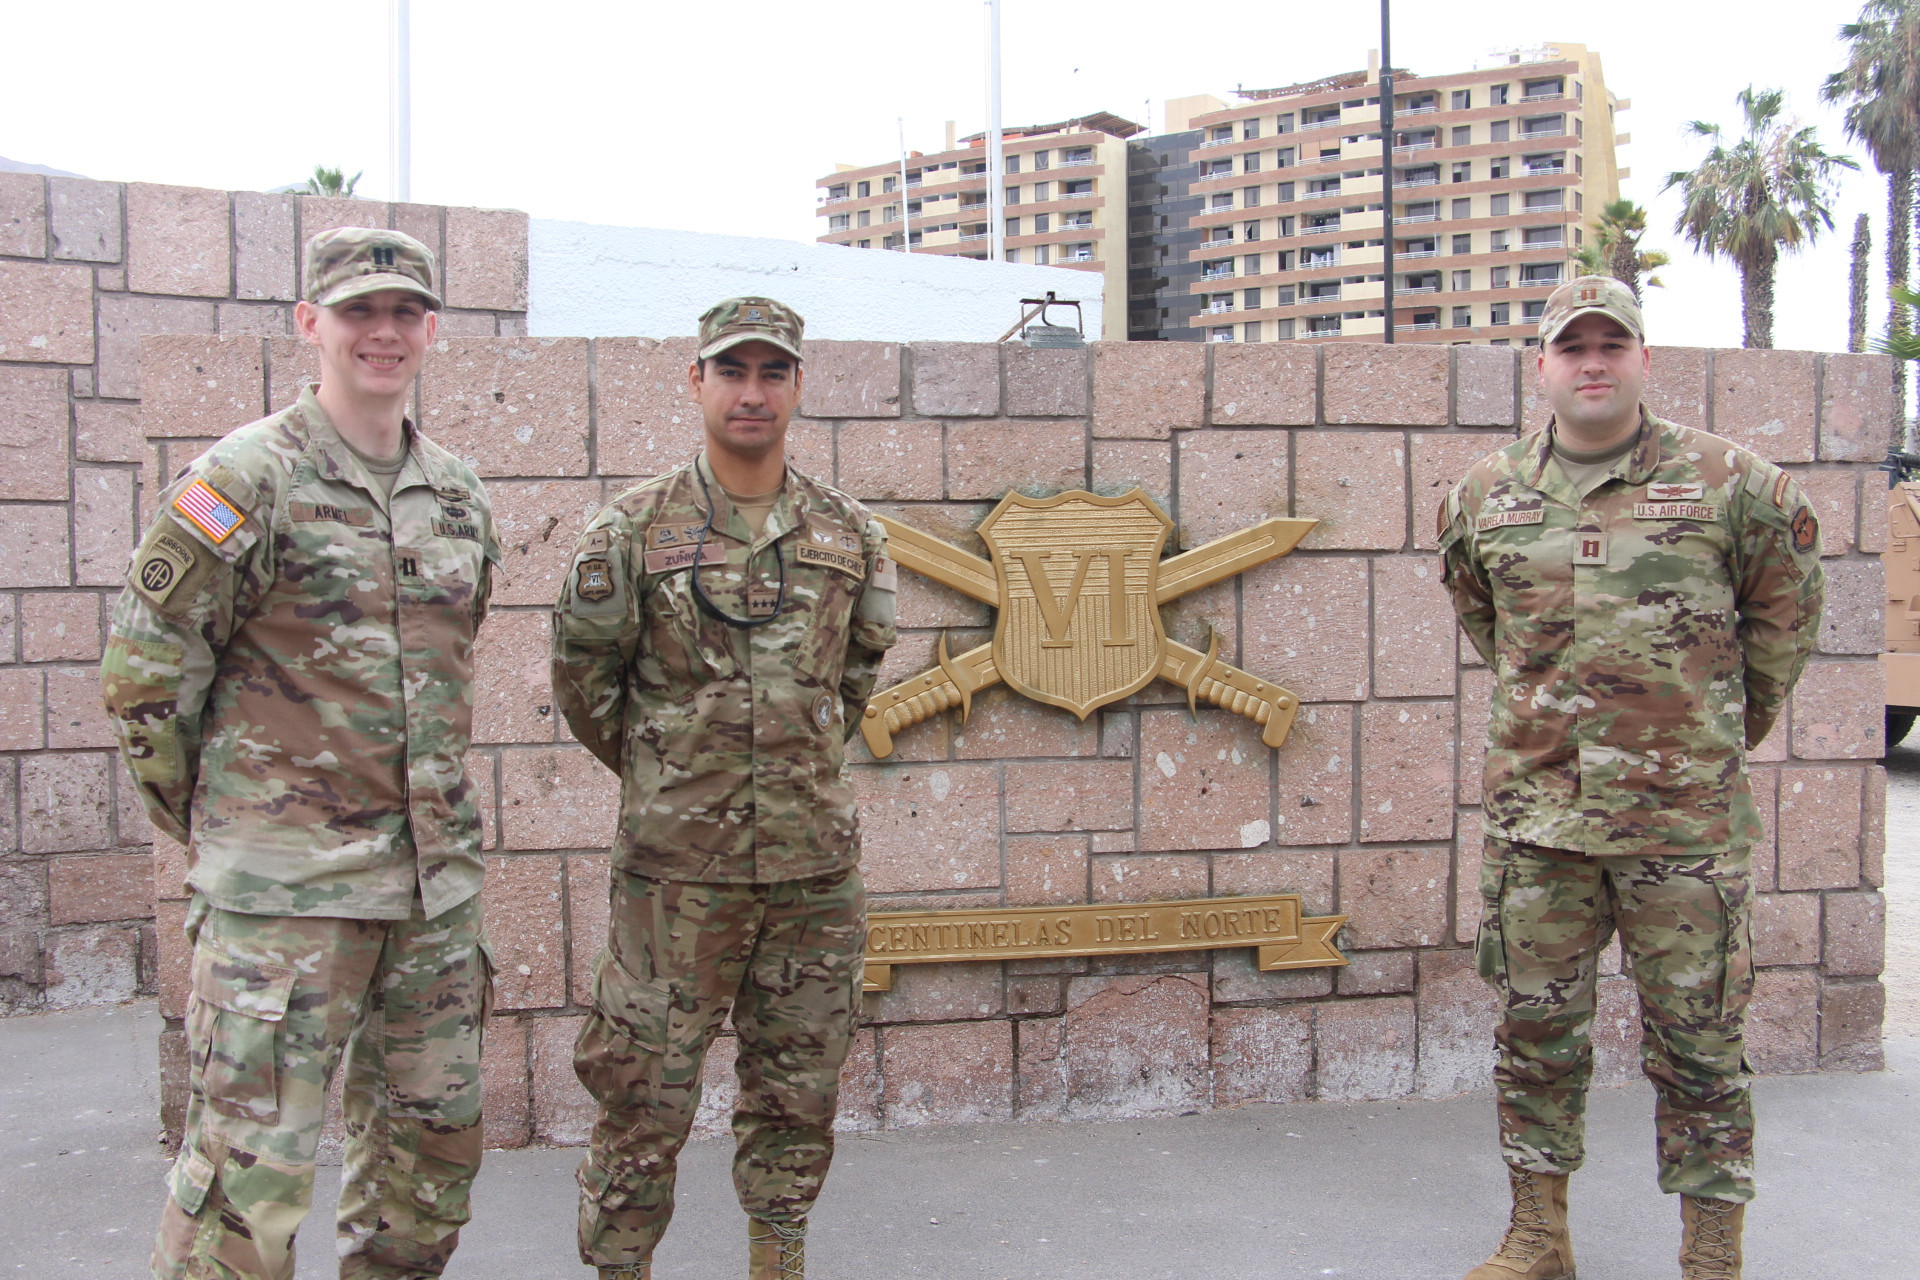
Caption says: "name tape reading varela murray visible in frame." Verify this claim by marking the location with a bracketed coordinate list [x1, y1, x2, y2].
[862, 893, 1347, 991]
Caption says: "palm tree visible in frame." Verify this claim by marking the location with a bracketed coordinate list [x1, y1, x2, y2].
[1663, 86, 1857, 348]
[1873, 284, 1920, 357]
[1850, 213, 1873, 352]
[304, 165, 362, 198]
[1824, 0, 1920, 411]
[1571, 199, 1670, 299]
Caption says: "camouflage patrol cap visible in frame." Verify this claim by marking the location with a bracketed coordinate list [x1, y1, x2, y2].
[1539, 274, 1644, 344]
[303, 226, 442, 309]
[697, 296, 805, 363]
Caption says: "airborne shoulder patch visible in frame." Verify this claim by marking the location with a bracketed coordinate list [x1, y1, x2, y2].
[131, 520, 213, 613]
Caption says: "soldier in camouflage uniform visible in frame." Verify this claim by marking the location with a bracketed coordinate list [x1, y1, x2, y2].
[1440, 277, 1823, 1280]
[102, 228, 501, 1280]
[551, 297, 896, 1280]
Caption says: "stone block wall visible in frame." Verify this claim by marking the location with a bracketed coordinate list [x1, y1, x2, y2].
[0, 175, 1895, 1142]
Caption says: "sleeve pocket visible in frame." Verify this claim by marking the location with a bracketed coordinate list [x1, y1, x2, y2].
[188, 948, 296, 1125]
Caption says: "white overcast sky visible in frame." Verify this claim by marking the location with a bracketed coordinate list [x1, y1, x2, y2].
[0, 0, 1897, 353]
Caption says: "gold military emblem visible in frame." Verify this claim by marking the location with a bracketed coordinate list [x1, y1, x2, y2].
[862, 489, 1315, 757]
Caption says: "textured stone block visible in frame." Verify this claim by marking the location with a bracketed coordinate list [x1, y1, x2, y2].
[1359, 702, 1454, 843]
[1138, 709, 1273, 852]
[389, 204, 444, 261]
[1174, 427, 1288, 549]
[838, 420, 942, 500]
[1454, 344, 1518, 426]
[1373, 556, 1456, 696]
[1016, 1016, 1067, 1118]
[472, 610, 556, 744]
[73, 402, 142, 464]
[910, 342, 1000, 416]
[1060, 973, 1209, 1118]
[481, 855, 565, 1009]
[1818, 353, 1896, 461]
[1090, 440, 1172, 510]
[0, 261, 94, 363]
[21, 753, 112, 853]
[46, 666, 114, 749]
[1212, 849, 1335, 914]
[950, 685, 1098, 759]
[1092, 852, 1208, 902]
[138, 335, 265, 438]
[1819, 979, 1885, 1071]
[1713, 347, 1816, 463]
[1241, 555, 1370, 702]
[1750, 766, 1779, 891]
[529, 1014, 593, 1144]
[1212, 1005, 1315, 1106]
[588, 337, 702, 476]
[22, 594, 100, 663]
[1753, 892, 1820, 967]
[945, 419, 1084, 500]
[1409, 432, 1515, 550]
[1004, 760, 1133, 832]
[1587, 973, 1644, 1087]
[1210, 933, 1334, 1000]
[0, 504, 70, 588]
[1210, 342, 1317, 426]
[0, 366, 70, 500]
[1455, 810, 1485, 943]
[1823, 890, 1884, 976]
[1294, 430, 1407, 550]
[1776, 766, 1862, 891]
[47, 177, 121, 262]
[866, 959, 1003, 1024]
[0, 171, 46, 257]
[1004, 345, 1087, 416]
[96, 294, 216, 398]
[1792, 469, 1857, 557]
[835, 1027, 881, 1131]
[125, 184, 230, 298]
[1861, 766, 1886, 888]
[1643, 346, 1712, 426]
[1003, 834, 1090, 906]
[484, 479, 603, 609]
[1338, 848, 1449, 948]
[479, 1016, 530, 1148]
[1323, 345, 1448, 426]
[1817, 560, 1883, 655]
[0, 595, 19, 666]
[420, 337, 589, 476]
[1091, 340, 1204, 437]
[1414, 948, 1498, 1097]
[1337, 949, 1415, 995]
[1790, 660, 1884, 759]
[565, 852, 610, 1006]
[232, 191, 298, 301]
[499, 747, 618, 850]
[800, 341, 901, 418]
[217, 302, 292, 337]
[43, 923, 141, 1009]
[1746, 968, 1819, 1074]
[0, 668, 43, 752]
[1314, 996, 1416, 1100]
[154, 898, 189, 1020]
[74, 466, 135, 588]
[47, 852, 152, 925]
[153, 834, 189, 901]
[856, 763, 1000, 893]
[1271, 704, 1353, 846]
[443, 207, 528, 311]
[881, 1020, 1014, 1126]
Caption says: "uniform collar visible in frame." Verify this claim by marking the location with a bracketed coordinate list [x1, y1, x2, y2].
[694, 451, 800, 547]
[293, 382, 434, 504]
[1526, 405, 1663, 502]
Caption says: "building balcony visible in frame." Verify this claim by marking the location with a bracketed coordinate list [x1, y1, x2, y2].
[1522, 201, 1566, 211]
[1525, 164, 1567, 175]
[1397, 285, 1439, 295]
[1520, 238, 1565, 249]
[1393, 141, 1437, 153]
[1395, 249, 1437, 259]
[1199, 136, 1237, 148]
[1203, 237, 1235, 250]
[1395, 321, 1442, 331]
[1206, 302, 1236, 314]
[1399, 104, 1438, 115]
[1060, 156, 1098, 167]
[1394, 213, 1440, 224]
[1520, 92, 1566, 103]
[1393, 177, 1440, 188]
[1519, 128, 1568, 140]
[1201, 268, 1236, 281]
[1301, 116, 1344, 130]
[959, 231, 988, 241]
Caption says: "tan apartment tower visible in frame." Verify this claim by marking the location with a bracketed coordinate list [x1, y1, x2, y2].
[815, 113, 1140, 338]
[1173, 42, 1626, 344]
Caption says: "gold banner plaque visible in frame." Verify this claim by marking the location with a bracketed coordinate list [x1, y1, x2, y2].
[862, 894, 1347, 992]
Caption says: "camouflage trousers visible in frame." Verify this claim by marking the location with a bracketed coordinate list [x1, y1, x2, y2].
[1476, 836, 1755, 1202]
[153, 893, 492, 1280]
[573, 867, 864, 1268]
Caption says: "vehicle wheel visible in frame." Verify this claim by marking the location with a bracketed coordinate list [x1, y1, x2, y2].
[1890, 710, 1917, 750]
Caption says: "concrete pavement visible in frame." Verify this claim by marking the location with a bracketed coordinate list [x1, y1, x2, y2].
[4, 739, 1915, 1279]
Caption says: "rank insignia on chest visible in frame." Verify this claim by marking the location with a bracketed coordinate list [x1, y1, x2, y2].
[749, 585, 780, 617]
[576, 557, 615, 602]
[173, 479, 246, 543]
[1573, 531, 1609, 565]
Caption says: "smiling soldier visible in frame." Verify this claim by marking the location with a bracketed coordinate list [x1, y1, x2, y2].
[1440, 277, 1823, 1280]
[551, 297, 896, 1280]
[102, 227, 500, 1280]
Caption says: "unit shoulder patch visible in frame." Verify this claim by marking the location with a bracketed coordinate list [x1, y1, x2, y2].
[173, 478, 247, 544]
[1791, 506, 1818, 553]
[131, 521, 214, 612]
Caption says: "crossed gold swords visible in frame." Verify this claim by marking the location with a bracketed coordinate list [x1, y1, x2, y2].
[859, 509, 1320, 759]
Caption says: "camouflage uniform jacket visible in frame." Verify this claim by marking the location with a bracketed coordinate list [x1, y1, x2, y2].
[1440, 410, 1823, 858]
[101, 385, 499, 920]
[551, 453, 897, 884]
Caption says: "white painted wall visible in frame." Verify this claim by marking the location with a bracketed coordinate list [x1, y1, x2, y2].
[527, 218, 1103, 342]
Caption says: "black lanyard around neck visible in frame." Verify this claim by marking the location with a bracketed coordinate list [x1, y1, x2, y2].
[690, 464, 787, 628]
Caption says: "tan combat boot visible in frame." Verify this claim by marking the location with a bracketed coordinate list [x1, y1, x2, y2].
[1464, 1168, 1575, 1280]
[1678, 1196, 1744, 1279]
[748, 1216, 806, 1280]
[598, 1265, 650, 1280]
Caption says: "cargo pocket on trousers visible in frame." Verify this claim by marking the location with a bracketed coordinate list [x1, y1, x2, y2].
[574, 954, 672, 1110]
[187, 947, 296, 1126]
[1475, 857, 1510, 989]
[166, 1136, 219, 1216]
[1715, 878, 1755, 1016]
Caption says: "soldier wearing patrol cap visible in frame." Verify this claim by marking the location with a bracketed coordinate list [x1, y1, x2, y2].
[551, 297, 896, 1280]
[104, 226, 502, 1280]
[1440, 276, 1823, 1280]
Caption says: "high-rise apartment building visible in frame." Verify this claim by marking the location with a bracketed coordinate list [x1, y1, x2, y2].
[816, 43, 1626, 347]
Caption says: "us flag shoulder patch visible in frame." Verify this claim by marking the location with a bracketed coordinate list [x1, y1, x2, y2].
[173, 479, 246, 543]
